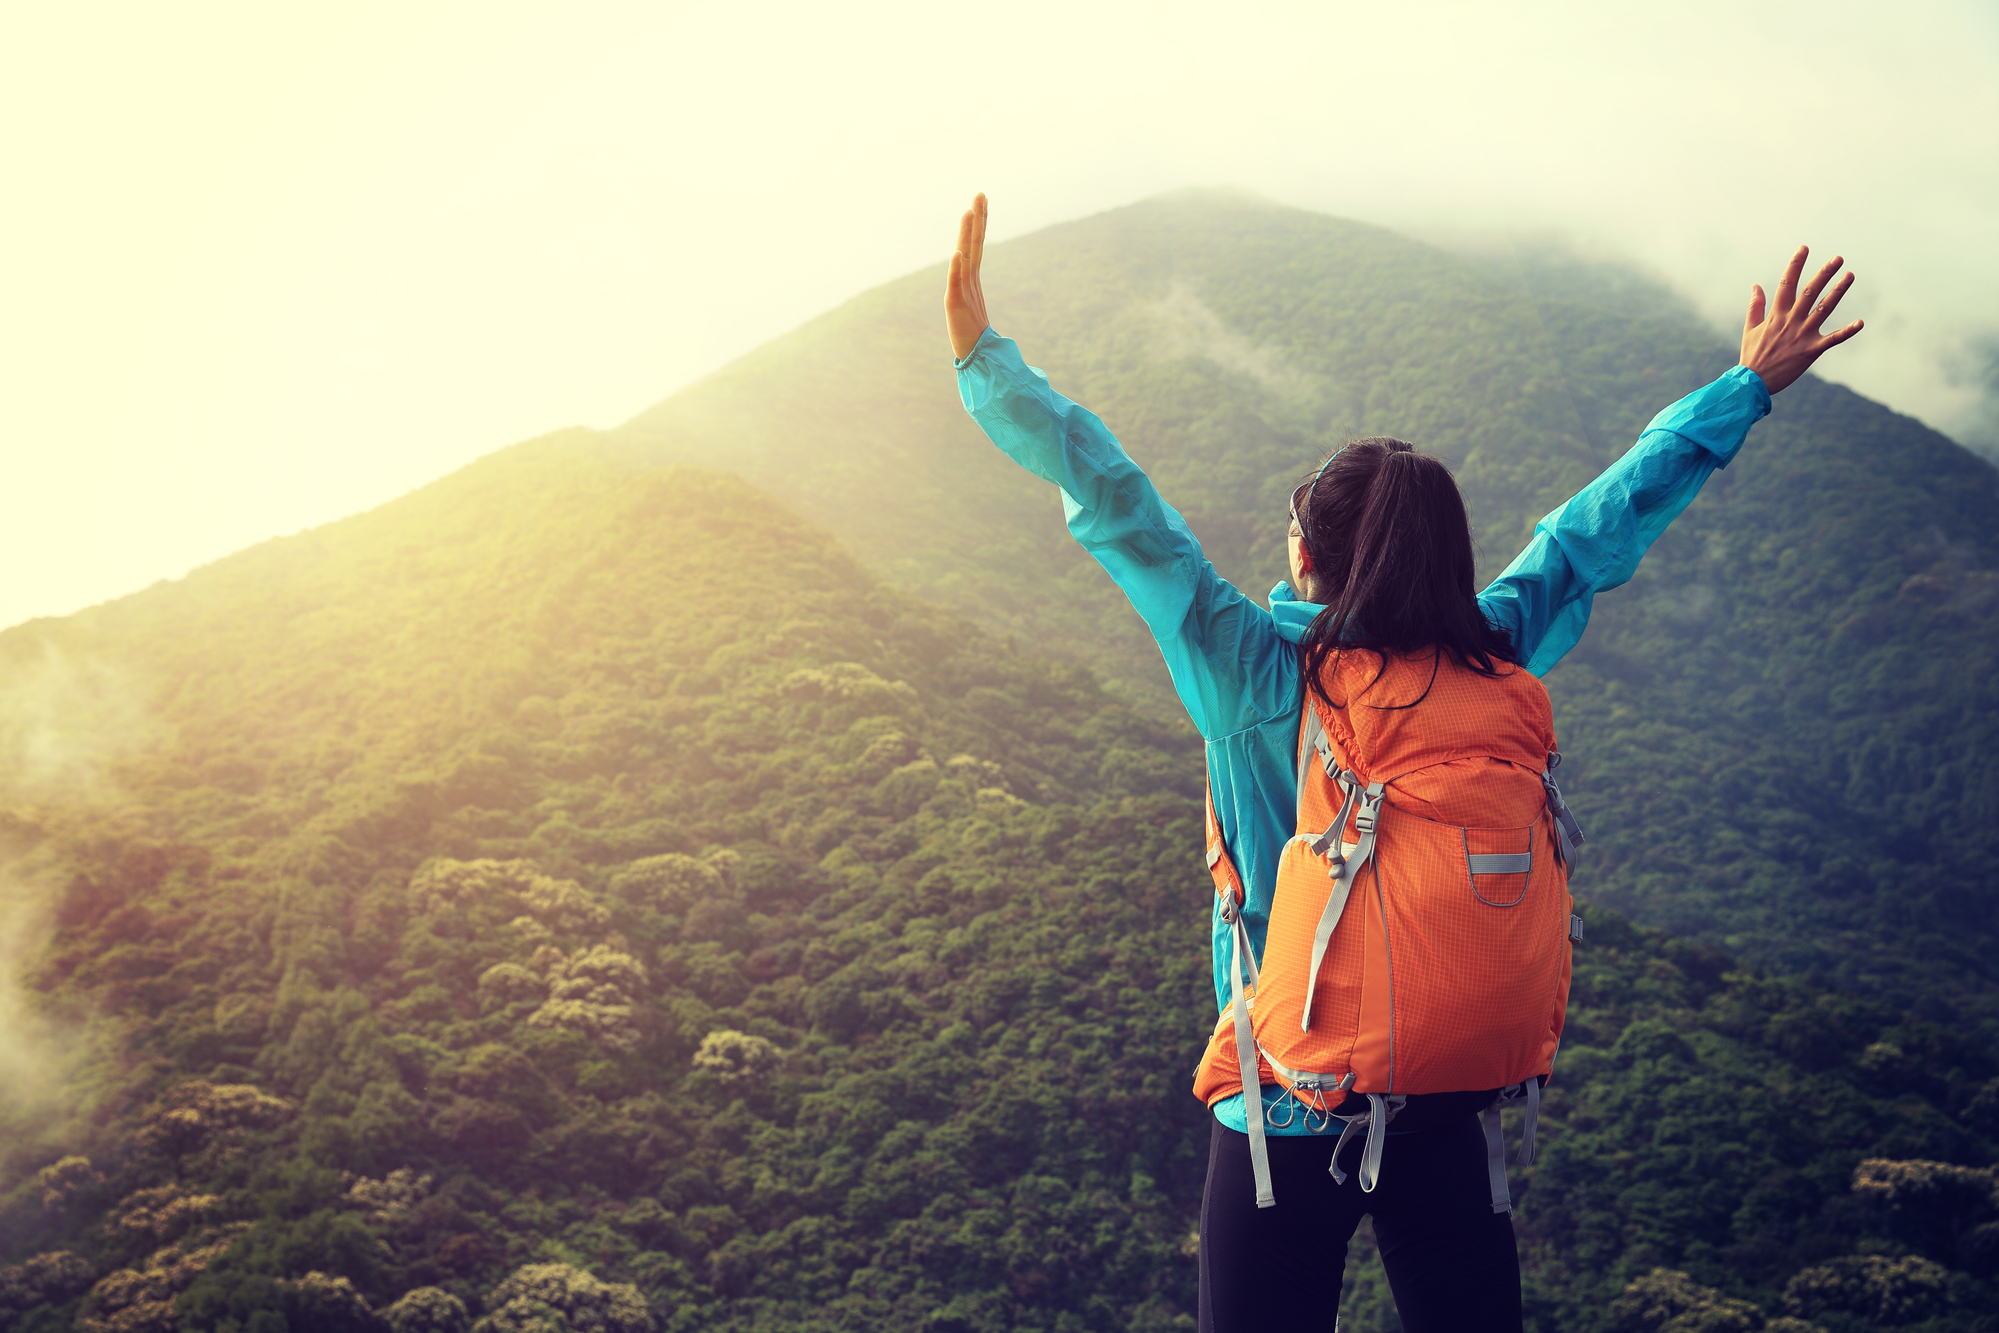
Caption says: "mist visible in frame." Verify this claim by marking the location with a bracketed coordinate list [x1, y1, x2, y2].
[0, 643, 143, 1173]
[1945, 332, 1999, 460]
[0, 876, 88, 1173]
[0, 642, 152, 804]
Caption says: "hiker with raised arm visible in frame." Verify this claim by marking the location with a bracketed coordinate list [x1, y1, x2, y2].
[946, 193, 1861, 1333]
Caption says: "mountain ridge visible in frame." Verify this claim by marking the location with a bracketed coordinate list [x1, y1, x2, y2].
[600, 191, 1999, 1019]
[10, 193, 1996, 1014]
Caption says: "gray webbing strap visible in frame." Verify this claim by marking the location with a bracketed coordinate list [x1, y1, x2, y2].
[1327, 1116, 1366, 1186]
[1482, 1107, 1513, 1214]
[1220, 896, 1274, 1208]
[1300, 782, 1385, 1032]
[1309, 774, 1360, 863]
[1478, 1077, 1542, 1213]
[1298, 707, 1326, 795]
[1542, 752, 1586, 866]
[1358, 1093, 1397, 1192]
[1518, 1076, 1540, 1167]
[1314, 723, 1338, 774]
[1325, 1093, 1403, 1192]
[1225, 898, 1260, 996]
[1302, 706, 1344, 777]
[1301, 703, 1350, 813]
[1467, 853, 1533, 876]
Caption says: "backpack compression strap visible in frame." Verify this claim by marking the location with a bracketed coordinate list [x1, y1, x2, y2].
[1296, 706, 1386, 1033]
[1480, 1077, 1543, 1214]
[1542, 751, 1587, 866]
[1326, 1093, 1406, 1193]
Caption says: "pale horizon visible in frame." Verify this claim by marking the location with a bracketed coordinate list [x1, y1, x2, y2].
[5, 0, 1995, 632]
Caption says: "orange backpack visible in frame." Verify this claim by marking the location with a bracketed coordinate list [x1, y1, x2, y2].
[1195, 648, 1586, 1211]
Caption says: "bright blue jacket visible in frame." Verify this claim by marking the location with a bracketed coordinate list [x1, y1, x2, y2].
[955, 327, 1770, 1130]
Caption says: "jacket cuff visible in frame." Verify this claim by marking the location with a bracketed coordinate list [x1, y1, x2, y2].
[1640, 364, 1772, 466]
[952, 325, 1003, 372]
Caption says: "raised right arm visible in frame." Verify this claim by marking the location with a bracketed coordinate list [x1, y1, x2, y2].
[946, 194, 1293, 741]
[955, 329, 1293, 740]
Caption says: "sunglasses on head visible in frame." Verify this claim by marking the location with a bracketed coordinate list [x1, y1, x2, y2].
[1289, 447, 1347, 530]
[1288, 481, 1312, 527]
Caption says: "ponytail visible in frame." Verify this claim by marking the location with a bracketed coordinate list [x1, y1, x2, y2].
[1295, 438, 1516, 710]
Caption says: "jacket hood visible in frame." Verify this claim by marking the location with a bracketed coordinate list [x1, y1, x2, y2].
[1269, 582, 1324, 645]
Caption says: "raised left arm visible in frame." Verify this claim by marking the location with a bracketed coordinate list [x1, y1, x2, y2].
[1480, 244, 1863, 675]
[1480, 366, 1767, 675]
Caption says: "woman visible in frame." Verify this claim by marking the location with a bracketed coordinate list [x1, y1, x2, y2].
[944, 193, 1861, 1331]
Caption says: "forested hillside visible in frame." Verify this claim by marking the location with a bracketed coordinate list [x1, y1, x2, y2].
[5, 194, 1999, 1333]
[0, 453, 1211, 1330]
[610, 191, 1999, 1027]
[3, 447, 1999, 1332]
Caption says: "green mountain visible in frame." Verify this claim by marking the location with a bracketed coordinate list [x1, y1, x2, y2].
[0, 452, 1215, 1331]
[610, 191, 1999, 1025]
[5, 446, 1998, 1333]
[3, 193, 1999, 1333]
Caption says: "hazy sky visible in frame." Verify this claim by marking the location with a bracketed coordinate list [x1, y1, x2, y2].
[4, 0, 1996, 631]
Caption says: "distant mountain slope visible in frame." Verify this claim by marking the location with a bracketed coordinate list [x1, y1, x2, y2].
[612, 189, 1616, 700]
[608, 192, 1999, 1023]
[5, 451, 1998, 1332]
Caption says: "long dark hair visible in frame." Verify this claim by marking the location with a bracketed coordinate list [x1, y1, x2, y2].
[1295, 437, 1517, 710]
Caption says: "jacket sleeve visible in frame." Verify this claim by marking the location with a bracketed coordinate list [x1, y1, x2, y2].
[1481, 365, 1772, 677]
[955, 328, 1294, 739]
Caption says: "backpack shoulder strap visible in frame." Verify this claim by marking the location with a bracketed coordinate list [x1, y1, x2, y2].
[1293, 699, 1382, 1035]
[1296, 700, 1346, 796]
[1204, 782, 1274, 1208]
[1300, 778, 1383, 1034]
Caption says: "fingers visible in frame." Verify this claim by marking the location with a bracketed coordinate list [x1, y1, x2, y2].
[1810, 270, 1855, 329]
[970, 192, 987, 270]
[1745, 283, 1767, 331]
[955, 205, 976, 263]
[1819, 317, 1865, 349]
[1775, 245, 1808, 313]
[946, 248, 963, 301]
[1797, 255, 1846, 316]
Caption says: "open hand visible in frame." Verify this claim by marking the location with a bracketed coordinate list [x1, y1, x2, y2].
[945, 193, 991, 360]
[1740, 246, 1864, 395]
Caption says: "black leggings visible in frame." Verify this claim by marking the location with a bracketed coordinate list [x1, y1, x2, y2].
[1198, 1116, 1522, 1333]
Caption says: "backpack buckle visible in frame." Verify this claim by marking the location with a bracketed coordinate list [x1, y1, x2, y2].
[1315, 732, 1341, 778]
[1353, 790, 1383, 835]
